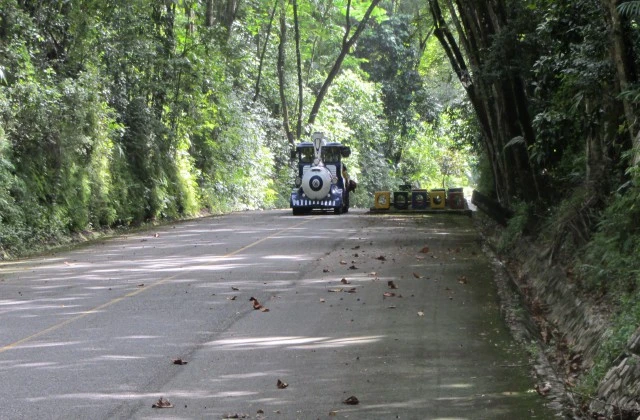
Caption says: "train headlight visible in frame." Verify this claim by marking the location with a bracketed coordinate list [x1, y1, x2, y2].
[295, 176, 302, 187]
[331, 175, 338, 185]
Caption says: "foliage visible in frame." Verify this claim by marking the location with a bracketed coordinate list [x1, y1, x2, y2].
[496, 201, 531, 253]
[579, 188, 640, 295]
[0, 0, 475, 257]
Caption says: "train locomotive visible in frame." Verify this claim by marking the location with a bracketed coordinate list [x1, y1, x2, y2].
[290, 132, 355, 215]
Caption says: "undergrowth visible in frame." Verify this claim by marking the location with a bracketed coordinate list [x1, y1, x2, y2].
[575, 187, 640, 395]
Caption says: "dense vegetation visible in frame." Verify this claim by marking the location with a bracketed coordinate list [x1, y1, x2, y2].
[2, 0, 640, 409]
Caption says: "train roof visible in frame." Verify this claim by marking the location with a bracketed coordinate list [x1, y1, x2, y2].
[295, 142, 346, 148]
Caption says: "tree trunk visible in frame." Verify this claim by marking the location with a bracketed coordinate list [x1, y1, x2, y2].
[293, 0, 303, 139]
[601, 0, 639, 166]
[277, 3, 295, 147]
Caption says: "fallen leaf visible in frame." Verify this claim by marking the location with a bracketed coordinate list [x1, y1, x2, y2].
[388, 305, 397, 309]
[388, 281, 398, 289]
[345, 288, 357, 293]
[341, 278, 351, 284]
[257, 409, 265, 414]
[260, 307, 270, 312]
[343, 396, 359, 405]
[173, 359, 188, 365]
[349, 265, 358, 270]
[383, 292, 396, 297]
[249, 297, 263, 310]
[457, 276, 468, 284]
[328, 288, 344, 293]
[412, 272, 423, 279]
[137, 283, 145, 287]
[277, 379, 289, 389]
[419, 246, 430, 254]
[320, 298, 326, 303]
[415, 255, 425, 260]
[154, 233, 160, 238]
[417, 311, 425, 316]
[224, 414, 249, 419]
[340, 260, 347, 265]
[323, 269, 330, 273]
[152, 397, 173, 408]
[329, 411, 338, 417]
[376, 255, 386, 261]
[227, 295, 237, 301]
[352, 245, 360, 250]
[231, 286, 240, 291]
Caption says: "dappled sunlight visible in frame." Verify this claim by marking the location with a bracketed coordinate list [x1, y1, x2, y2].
[441, 383, 475, 389]
[261, 255, 311, 261]
[219, 370, 289, 380]
[10, 341, 82, 350]
[0, 361, 57, 369]
[208, 335, 384, 350]
[24, 389, 259, 403]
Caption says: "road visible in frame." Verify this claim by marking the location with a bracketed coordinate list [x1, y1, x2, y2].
[0, 209, 557, 419]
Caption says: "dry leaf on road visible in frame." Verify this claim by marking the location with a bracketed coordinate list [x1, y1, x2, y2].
[417, 311, 425, 317]
[343, 396, 359, 405]
[152, 397, 173, 408]
[383, 292, 396, 297]
[249, 297, 263, 310]
[277, 379, 289, 389]
[341, 278, 351, 284]
[172, 359, 188, 365]
[388, 281, 398, 289]
[413, 272, 423, 279]
[419, 246, 430, 253]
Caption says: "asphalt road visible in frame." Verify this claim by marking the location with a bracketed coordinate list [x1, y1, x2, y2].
[0, 209, 557, 419]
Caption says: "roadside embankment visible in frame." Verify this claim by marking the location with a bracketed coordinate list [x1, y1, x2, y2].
[476, 213, 640, 419]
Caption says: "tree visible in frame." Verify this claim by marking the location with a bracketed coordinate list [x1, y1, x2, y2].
[428, 0, 542, 205]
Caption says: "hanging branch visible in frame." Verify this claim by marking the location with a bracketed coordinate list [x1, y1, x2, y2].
[253, 0, 278, 102]
[307, 0, 382, 128]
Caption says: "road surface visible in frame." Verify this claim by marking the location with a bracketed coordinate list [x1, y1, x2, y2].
[0, 209, 557, 419]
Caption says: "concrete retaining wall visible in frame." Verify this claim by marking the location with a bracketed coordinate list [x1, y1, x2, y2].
[509, 240, 640, 419]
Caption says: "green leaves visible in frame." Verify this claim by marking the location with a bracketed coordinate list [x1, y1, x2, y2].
[617, 1, 640, 16]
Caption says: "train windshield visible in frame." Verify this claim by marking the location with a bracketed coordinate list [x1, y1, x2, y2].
[322, 148, 341, 163]
[299, 148, 314, 163]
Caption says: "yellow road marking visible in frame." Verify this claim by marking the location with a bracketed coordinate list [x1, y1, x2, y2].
[0, 218, 312, 354]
